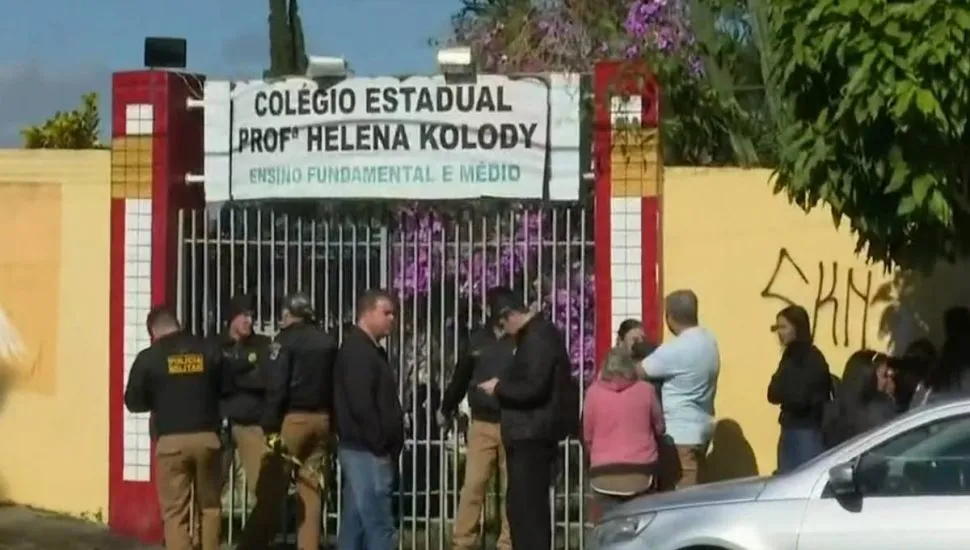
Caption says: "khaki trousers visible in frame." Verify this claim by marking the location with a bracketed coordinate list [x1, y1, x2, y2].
[453, 420, 511, 550]
[231, 424, 267, 489]
[155, 432, 222, 550]
[238, 412, 330, 550]
[658, 440, 707, 490]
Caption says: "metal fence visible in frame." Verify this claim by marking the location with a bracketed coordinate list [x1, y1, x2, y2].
[177, 201, 596, 549]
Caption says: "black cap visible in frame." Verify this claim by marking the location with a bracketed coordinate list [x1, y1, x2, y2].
[226, 295, 254, 323]
[282, 291, 315, 320]
[486, 286, 523, 319]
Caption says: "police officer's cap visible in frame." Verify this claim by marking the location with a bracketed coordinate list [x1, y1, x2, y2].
[282, 291, 315, 319]
[227, 294, 255, 322]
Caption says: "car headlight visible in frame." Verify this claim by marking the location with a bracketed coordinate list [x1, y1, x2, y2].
[593, 513, 656, 547]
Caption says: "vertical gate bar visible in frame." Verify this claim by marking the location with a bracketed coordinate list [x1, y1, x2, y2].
[518, 209, 528, 305]
[578, 208, 589, 548]
[379, 225, 389, 289]
[337, 223, 345, 332]
[283, 213, 290, 296]
[241, 209, 249, 307]
[190, 210, 199, 334]
[461, 217, 472, 537]
[309, 218, 318, 321]
[437, 219, 447, 550]
[296, 217, 304, 293]
[422, 217, 431, 550]
[269, 211, 277, 327]
[324, 219, 332, 335]
[255, 210, 264, 328]
[409, 215, 418, 550]
[365, 224, 373, 294]
[202, 211, 211, 336]
[229, 208, 236, 300]
[215, 207, 223, 329]
[395, 216, 405, 550]
[563, 207, 575, 549]
[176, 211, 186, 324]
[351, 223, 359, 320]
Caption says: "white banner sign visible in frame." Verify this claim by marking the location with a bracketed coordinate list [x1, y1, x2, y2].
[202, 74, 581, 202]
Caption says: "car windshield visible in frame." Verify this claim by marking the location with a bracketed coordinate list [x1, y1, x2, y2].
[771, 404, 949, 476]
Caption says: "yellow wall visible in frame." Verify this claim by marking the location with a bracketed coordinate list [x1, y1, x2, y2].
[0, 150, 111, 516]
[663, 167, 970, 477]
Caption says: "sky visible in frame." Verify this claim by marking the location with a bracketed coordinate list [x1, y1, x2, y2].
[0, 0, 459, 146]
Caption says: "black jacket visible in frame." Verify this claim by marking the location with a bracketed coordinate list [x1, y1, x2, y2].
[767, 342, 832, 429]
[441, 328, 514, 423]
[496, 315, 577, 442]
[261, 322, 338, 433]
[124, 331, 223, 438]
[333, 327, 405, 457]
[214, 332, 271, 425]
[822, 396, 897, 448]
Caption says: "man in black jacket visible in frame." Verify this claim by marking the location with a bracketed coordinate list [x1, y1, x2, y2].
[244, 291, 338, 550]
[334, 289, 403, 550]
[439, 301, 514, 550]
[214, 296, 271, 489]
[124, 306, 224, 550]
[476, 287, 576, 550]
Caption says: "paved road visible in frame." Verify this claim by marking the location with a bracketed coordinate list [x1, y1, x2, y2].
[0, 505, 161, 550]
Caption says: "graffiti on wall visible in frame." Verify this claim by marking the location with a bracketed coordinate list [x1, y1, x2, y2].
[0, 182, 62, 395]
[760, 248, 888, 349]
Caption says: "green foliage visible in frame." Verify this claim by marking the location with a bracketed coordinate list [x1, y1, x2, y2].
[264, 0, 308, 78]
[21, 92, 101, 149]
[770, 0, 970, 266]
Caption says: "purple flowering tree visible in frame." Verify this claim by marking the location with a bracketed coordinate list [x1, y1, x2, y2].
[390, 205, 595, 386]
[450, 0, 764, 166]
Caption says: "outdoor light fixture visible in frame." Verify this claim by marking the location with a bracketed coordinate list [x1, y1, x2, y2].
[305, 56, 348, 78]
[437, 46, 474, 75]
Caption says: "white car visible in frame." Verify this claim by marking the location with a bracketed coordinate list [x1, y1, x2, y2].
[592, 398, 970, 550]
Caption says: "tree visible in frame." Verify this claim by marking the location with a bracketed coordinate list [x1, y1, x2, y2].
[449, 0, 773, 166]
[21, 92, 101, 149]
[264, 0, 308, 78]
[770, 0, 970, 267]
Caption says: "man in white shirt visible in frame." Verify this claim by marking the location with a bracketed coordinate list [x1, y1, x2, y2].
[641, 289, 720, 489]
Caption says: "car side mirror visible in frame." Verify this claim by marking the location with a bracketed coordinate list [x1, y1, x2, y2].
[827, 461, 858, 496]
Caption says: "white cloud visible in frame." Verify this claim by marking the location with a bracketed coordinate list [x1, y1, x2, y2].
[0, 61, 111, 147]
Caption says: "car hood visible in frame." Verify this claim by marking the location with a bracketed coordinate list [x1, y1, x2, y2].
[602, 476, 769, 519]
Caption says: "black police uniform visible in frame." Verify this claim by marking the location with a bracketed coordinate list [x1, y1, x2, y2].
[214, 330, 271, 487]
[123, 330, 224, 550]
[442, 326, 515, 424]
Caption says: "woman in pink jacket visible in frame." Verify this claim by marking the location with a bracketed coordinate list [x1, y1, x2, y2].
[583, 346, 666, 512]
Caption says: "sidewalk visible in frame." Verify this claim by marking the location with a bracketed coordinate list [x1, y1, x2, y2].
[0, 505, 161, 549]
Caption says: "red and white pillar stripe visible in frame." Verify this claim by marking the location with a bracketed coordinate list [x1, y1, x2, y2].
[592, 61, 663, 370]
[109, 70, 205, 544]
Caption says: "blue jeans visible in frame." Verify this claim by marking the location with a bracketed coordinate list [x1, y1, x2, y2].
[337, 446, 396, 550]
[777, 427, 824, 474]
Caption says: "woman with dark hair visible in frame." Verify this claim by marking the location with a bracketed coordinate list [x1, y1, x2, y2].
[890, 339, 936, 410]
[767, 305, 832, 472]
[822, 350, 898, 448]
[616, 318, 655, 361]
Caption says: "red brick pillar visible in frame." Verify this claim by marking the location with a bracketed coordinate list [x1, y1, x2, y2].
[108, 69, 205, 543]
[592, 60, 663, 367]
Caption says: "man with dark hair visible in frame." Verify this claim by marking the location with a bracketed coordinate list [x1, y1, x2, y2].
[204, 295, 279, 549]
[476, 287, 576, 550]
[124, 305, 224, 550]
[439, 290, 515, 550]
[242, 291, 338, 550]
[334, 288, 403, 550]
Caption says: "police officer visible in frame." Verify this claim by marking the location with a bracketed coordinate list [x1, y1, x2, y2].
[216, 296, 271, 481]
[476, 287, 578, 550]
[439, 297, 514, 550]
[245, 291, 338, 550]
[124, 306, 223, 550]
